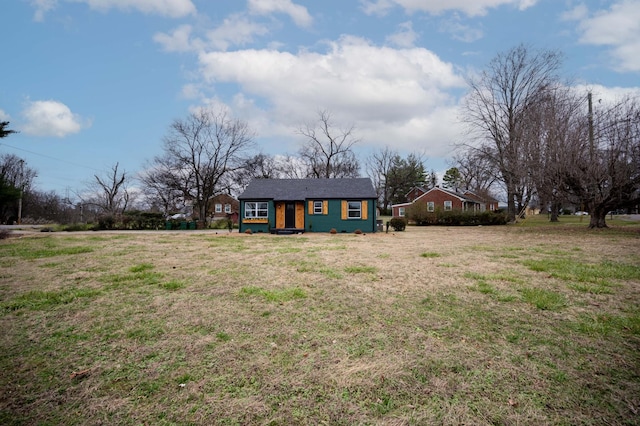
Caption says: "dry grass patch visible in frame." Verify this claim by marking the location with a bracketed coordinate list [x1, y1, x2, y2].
[1, 219, 639, 424]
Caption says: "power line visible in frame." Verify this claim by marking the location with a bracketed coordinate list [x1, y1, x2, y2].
[0, 141, 105, 173]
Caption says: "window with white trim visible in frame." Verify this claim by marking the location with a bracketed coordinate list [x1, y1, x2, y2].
[224, 204, 232, 213]
[444, 200, 452, 211]
[398, 207, 405, 217]
[215, 203, 222, 213]
[313, 200, 323, 214]
[427, 201, 435, 212]
[348, 201, 361, 219]
[245, 201, 268, 218]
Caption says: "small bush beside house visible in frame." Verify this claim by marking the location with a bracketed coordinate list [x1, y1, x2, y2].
[389, 217, 407, 231]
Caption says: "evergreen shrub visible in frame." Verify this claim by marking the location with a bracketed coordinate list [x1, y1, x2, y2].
[389, 217, 407, 231]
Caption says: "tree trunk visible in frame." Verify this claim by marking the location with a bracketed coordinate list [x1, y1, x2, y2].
[549, 202, 560, 222]
[506, 188, 516, 222]
[588, 205, 608, 229]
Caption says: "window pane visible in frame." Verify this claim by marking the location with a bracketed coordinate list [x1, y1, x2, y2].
[257, 202, 268, 217]
[348, 201, 361, 218]
[245, 202, 255, 217]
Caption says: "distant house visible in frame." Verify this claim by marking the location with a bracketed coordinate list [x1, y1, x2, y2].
[461, 190, 499, 212]
[392, 186, 498, 218]
[206, 193, 239, 224]
[238, 178, 378, 233]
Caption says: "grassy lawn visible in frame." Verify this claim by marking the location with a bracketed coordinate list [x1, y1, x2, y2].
[1, 215, 639, 425]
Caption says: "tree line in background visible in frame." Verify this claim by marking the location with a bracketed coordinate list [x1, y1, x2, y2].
[461, 44, 639, 228]
[1, 45, 639, 229]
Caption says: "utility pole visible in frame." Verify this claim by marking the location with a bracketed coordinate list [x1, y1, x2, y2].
[588, 92, 595, 159]
[17, 159, 24, 225]
[583, 92, 597, 224]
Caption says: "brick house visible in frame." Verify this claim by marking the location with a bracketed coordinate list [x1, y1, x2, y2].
[206, 194, 239, 224]
[391, 186, 497, 218]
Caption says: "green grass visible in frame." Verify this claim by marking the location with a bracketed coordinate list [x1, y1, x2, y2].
[420, 251, 441, 258]
[3, 287, 102, 311]
[239, 286, 307, 302]
[344, 265, 377, 274]
[0, 241, 94, 259]
[519, 287, 567, 311]
[522, 258, 638, 295]
[1, 226, 639, 425]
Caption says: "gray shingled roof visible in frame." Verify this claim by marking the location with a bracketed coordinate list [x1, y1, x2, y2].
[238, 178, 377, 201]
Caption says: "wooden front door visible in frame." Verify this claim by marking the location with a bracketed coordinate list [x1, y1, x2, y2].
[285, 202, 296, 228]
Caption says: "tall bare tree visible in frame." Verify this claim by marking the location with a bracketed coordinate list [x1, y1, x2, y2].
[366, 146, 396, 214]
[524, 87, 585, 221]
[86, 162, 130, 216]
[564, 95, 640, 228]
[463, 44, 563, 222]
[297, 110, 360, 178]
[138, 156, 189, 215]
[158, 107, 254, 221]
[450, 151, 497, 196]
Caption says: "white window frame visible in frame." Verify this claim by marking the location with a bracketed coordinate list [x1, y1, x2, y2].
[313, 200, 323, 215]
[398, 207, 405, 217]
[244, 201, 268, 218]
[427, 201, 435, 212]
[215, 203, 222, 213]
[347, 201, 361, 219]
[224, 204, 232, 213]
[444, 200, 452, 211]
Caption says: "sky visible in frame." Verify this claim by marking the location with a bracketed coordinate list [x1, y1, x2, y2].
[2, 0, 639, 196]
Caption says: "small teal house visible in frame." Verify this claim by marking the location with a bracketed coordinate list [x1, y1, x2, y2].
[238, 178, 378, 233]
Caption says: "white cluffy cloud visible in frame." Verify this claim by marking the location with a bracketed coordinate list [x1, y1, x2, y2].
[361, 0, 537, 17]
[154, 17, 270, 53]
[195, 36, 466, 156]
[566, 0, 640, 72]
[31, 0, 195, 21]
[30, 0, 57, 22]
[22, 100, 89, 138]
[248, 0, 313, 28]
[386, 21, 419, 47]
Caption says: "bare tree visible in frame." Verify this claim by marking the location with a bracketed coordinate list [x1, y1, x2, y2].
[138, 156, 189, 215]
[159, 107, 254, 221]
[278, 155, 308, 179]
[366, 146, 396, 214]
[233, 153, 286, 193]
[450, 151, 497, 196]
[463, 44, 563, 222]
[524, 87, 585, 221]
[86, 163, 130, 216]
[297, 110, 360, 178]
[564, 95, 640, 228]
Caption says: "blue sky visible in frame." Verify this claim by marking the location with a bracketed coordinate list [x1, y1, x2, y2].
[2, 0, 639, 196]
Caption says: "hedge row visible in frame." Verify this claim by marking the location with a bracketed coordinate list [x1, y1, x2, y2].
[405, 209, 508, 226]
[95, 212, 167, 230]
